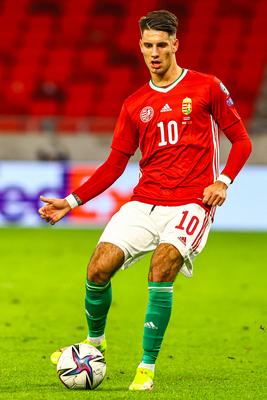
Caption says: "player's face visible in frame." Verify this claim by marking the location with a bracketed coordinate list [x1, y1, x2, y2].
[139, 29, 178, 77]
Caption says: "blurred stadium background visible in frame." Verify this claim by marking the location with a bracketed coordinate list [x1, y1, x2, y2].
[0, 0, 266, 229]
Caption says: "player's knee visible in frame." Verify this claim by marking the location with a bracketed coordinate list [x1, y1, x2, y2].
[87, 242, 124, 284]
[149, 263, 181, 282]
[153, 243, 183, 265]
[149, 243, 183, 282]
[87, 266, 110, 284]
[87, 252, 112, 284]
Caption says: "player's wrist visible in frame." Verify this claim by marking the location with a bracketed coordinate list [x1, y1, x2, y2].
[216, 174, 232, 187]
[65, 193, 82, 209]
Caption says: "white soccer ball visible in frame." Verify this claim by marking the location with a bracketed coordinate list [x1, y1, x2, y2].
[57, 343, 106, 390]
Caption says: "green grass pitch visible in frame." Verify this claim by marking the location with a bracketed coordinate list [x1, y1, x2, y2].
[0, 228, 266, 400]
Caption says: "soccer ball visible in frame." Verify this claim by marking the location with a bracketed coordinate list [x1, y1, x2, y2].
[57, 343, 106, 390]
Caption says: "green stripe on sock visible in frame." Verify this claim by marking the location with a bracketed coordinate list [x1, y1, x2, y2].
[142, 281, 173, 364]
[85, 279, 112, 338]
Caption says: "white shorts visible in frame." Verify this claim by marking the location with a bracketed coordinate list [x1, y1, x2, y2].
[98, 201, 212, 277]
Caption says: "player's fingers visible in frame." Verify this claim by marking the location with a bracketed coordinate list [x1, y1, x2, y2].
[39, 207, 53, 219]
[210, 195, 225, 207]
[214, 191, 226, 206]
[210, 198, 220, 206]
[49, 212, 62, 225]
[40, 215, 51, 223]
[206, 194, 219, 206]
[40, 195, 54, 204]
[49, 216, 56, 225]
[38, 207, 47, 216]
[50, 217, 59, 225]
[202, 190, 210, 203]
[203, 192, 213, 204]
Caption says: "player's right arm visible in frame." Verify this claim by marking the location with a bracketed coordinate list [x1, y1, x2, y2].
[39, 102, 138, 225]
[38, 148, 131, 225]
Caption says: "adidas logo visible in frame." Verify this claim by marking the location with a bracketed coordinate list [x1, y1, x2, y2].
[160, 104, 172, 112]
[144, 321, 158, 330]
[178, 236, 187, 245]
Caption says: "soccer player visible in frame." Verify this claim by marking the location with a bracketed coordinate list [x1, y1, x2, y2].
[39, 10, 252, 391]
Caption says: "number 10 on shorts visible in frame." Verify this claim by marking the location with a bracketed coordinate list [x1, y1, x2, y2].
[175, 211, 200, 235]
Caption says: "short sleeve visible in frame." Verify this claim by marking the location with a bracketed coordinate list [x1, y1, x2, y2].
[210, 77, 241, 130]
[111, 103, 139, 156]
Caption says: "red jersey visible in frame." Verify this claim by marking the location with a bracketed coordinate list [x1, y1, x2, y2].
[111, 69, 242, 207]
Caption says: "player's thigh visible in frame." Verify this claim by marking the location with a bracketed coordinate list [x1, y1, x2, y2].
[87, 242, 125, 283]
[149, 243, 184, 282]
[160, 203, 212, 277]
[98, 201, 159, 268]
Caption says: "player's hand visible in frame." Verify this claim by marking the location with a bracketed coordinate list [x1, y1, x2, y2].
[38, 196, 71, 225]
[202, 181, 227, 207]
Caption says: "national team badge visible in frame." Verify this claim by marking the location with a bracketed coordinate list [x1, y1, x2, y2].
[140, 106, 154, 123]
[226, 97, 234, 106]
[182, 97, 192, 115]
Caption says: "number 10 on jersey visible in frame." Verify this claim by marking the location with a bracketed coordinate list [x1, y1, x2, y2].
[157, 120, 179, 147]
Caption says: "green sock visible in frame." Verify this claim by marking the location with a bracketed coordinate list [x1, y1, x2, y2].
[85, 279, 112, 338]
[142, 281, 173, 364]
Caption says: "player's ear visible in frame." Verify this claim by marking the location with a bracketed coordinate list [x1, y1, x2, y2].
[172, 37, 179, 53]
[139, 38, 144, 53]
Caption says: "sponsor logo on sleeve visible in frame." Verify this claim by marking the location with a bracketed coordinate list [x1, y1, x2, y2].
[226, 97, 234, 106]
[219, 82, 230, 96]
[140, 106, 154, 123]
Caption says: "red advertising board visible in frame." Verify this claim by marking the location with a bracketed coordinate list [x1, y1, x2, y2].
[67, 164, 135, 224]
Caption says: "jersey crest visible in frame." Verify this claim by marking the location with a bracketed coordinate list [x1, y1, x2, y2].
[140, 106, 154, 123]
[182, 97, 192, 115]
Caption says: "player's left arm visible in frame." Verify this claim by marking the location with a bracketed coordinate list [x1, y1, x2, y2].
[203, 78, 252, 207]
[203, 120, 252, 206]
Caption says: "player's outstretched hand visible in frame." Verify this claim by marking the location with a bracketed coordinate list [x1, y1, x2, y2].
[202, 181, 227, 207]
[38, 196, 71, 225]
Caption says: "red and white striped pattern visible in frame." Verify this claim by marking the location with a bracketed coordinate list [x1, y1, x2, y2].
[210, 115, 220, 181]
[191, 208, 212, 254]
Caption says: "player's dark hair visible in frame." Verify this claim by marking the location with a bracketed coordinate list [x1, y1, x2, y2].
[139, 10, 178, 36]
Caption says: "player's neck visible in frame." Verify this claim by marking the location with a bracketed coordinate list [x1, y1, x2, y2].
[151, 65, 183, 87]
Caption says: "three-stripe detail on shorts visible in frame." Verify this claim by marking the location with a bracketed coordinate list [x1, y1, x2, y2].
[191, 209, 211, 253]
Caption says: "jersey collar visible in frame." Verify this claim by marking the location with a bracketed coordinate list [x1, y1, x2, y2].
[149, 68, 188, 93]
